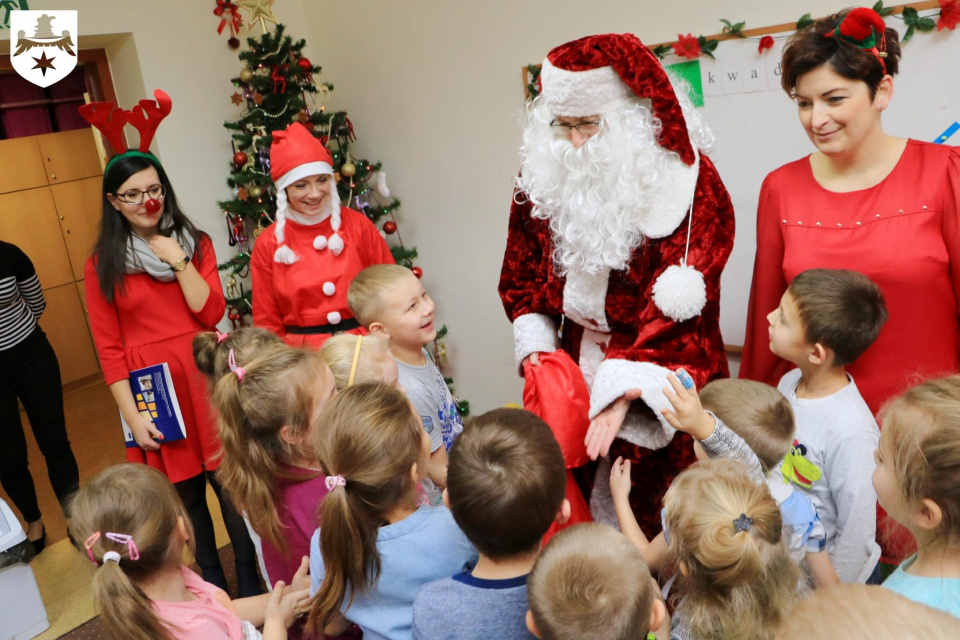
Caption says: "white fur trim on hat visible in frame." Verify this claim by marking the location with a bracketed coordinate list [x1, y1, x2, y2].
[513, 313, 560, 370]
[652, 261, 707, 322]
[540, 58, 635, 117]
[275, 161, 334, 191]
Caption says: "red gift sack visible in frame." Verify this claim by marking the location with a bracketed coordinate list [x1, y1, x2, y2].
[523, 350, 593, 543]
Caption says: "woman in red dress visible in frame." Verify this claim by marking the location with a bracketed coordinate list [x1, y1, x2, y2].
[81, 92, 260, 594]
[740, 10, 960, 564]
[251, 123, 394, 348]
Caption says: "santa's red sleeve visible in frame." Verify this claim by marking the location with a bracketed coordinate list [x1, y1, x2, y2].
[250, 227, 286, 337]
[588, 157, 735, 450]
[739, 172, 791, 386]
[498, 188, 562, 367]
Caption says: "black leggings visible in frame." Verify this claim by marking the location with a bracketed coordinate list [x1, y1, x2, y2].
[174, 469, 260, 594]
[0, 328, 79, 522]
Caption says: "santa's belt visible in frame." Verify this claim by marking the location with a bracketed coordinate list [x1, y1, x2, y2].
[285, 318, 360, 335]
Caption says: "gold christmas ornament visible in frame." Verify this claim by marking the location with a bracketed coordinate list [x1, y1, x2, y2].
[340, 161, 356, 177]
[238, 0, 279, 34]
[249, 185, 263, 198]
[239, 67, 254, 82]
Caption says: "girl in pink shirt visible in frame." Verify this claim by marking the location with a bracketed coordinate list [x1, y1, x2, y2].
[69, 464, 309, 640]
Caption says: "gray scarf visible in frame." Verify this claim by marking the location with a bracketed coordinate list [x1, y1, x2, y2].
[124, 220, 197, 282]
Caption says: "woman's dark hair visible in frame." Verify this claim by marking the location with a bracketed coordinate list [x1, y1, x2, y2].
[94, 155, 203, 302]
[781, 9, 902, 100]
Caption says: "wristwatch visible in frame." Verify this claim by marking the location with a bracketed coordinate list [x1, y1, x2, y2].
[171, 256, 191, 272]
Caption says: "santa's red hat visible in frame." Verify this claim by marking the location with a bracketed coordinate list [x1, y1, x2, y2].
[540, 33, 696, 166]
[269, 123, 342, 264]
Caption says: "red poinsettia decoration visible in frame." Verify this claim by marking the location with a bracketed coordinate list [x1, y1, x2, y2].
[758, 35, 775, 53]
[939, 0, 960, 30]
[673, 33, 701, 60]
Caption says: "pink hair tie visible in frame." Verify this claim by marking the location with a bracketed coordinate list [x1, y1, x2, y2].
[228, 348, 246, 382]
[325, 475, 346, 491]
[83, 532, 101, 565]
[105, 532, 141, 561]
[216, 329, 230, 343]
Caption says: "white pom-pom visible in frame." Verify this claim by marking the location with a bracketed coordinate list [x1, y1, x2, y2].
[652, 261, 706, 322]
[322, 281, 336, 296]
[274, 245, 300, 264]
[328, 233, 345, 256]
[377, 171, 390, 198]
[327, 311, 342, 325]
[313, 235, 328, 250]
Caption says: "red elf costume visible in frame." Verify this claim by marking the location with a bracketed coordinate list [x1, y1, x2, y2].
[499, 34, 736, 535]
[251, 123, 393, 348]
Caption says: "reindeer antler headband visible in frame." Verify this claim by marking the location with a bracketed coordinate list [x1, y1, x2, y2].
[78, 89, 173, 176]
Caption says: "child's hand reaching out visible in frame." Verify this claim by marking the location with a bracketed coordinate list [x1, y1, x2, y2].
[262, 557, 312, 638]
[610, 457, 633, 506]
[661, 368, 716, 441]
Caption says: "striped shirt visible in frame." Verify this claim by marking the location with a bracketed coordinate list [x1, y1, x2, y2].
[0, 241, 45, 350]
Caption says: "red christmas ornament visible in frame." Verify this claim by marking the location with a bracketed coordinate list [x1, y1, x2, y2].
[412, 266, 423, 279]
[297, 57, 312, 71]
[228, 37, 240, 49]
[383, 221, 397, 235]
[233, 151, 248, 166]
[144, 198, 162, 213]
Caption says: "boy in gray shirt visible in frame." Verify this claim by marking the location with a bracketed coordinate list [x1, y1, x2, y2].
[412, 408, 569, 640]
[348, 265, 462, 495]
[765, 269, 888, 583]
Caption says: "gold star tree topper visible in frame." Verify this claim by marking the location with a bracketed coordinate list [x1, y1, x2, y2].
[238, 0, 279, 34]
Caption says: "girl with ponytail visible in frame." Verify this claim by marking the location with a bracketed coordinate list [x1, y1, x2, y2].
[306, 383, 477, 640]
[210, 343, 338, 615]
[69, 464, 309, 640]
[663, 459, 802, 640]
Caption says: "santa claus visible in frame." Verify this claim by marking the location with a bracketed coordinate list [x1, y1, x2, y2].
[499, 34, 735, 534]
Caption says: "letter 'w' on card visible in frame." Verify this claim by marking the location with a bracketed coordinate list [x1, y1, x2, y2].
[722, 63, 744, 95]
[699, 57, 722, 98]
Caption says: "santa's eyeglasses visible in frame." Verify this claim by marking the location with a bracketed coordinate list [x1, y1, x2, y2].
[113, 185, 166, 205]
[550, 119, 601, 135]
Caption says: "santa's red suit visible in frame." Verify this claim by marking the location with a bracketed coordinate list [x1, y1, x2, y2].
[499, 34, 735, 535]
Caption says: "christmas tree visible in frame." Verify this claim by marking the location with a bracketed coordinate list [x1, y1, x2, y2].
[218, 25, 468, 415]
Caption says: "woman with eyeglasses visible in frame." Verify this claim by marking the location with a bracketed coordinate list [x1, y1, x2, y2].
[84, 153, 262, 596]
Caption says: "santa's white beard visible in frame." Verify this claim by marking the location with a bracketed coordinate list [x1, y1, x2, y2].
[516, 94, 709, 277]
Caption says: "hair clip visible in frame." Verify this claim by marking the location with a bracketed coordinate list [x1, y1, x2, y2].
[325, 474, 347, 491]
[105, 532, 141, 561]
[102, 551, 122, 564]
[228, 348, 246, 382]
[216, 329, 230, 344]
[83, 531, 101, 565]
[733, 513, 754, 533]
[347, 335, 363, 387]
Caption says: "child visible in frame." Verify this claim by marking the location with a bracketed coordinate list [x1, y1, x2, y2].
[660, 459, 802, 640]
[209, 343, 337, 602]
[348, 264, 463, 492]
[307, 383, 477, 640]
[193, 327, 283, 383]
[412, 408, 569, 640]
[776, 584, 960, 639]
[526, 523, 666, 640]
[319, 332, 399, 390]
[69, 464, 309, 640]
[875, 375, 960, 617]
[765, 268, 886, 583]
[622, 374, 837, 587]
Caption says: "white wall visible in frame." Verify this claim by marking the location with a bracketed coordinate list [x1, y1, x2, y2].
[301, 0, 847, 412]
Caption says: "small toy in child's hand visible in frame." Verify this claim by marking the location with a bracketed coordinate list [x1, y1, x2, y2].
[676, 368, 694, 390]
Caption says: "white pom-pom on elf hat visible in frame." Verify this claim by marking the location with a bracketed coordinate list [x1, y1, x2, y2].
[651, 199, 707, 323]
[270, 123, 343, 264]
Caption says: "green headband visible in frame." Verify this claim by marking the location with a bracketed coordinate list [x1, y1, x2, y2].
[104, 150, 162, 179]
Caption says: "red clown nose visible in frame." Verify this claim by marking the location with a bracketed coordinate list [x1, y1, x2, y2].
[144, 198, 162, 213]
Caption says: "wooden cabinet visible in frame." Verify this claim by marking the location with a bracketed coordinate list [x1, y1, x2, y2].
[51, 177, 102, 281]
[0, 129, 104, 384]
[37, 129, 103, 184]
[0, 137, 48, 193]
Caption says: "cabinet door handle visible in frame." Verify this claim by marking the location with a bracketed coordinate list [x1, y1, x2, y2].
[51, 174, 57, 180]
[60, 216, 65, 220]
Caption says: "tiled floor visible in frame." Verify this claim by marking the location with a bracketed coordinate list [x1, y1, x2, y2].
[2, 382, 232, 639]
